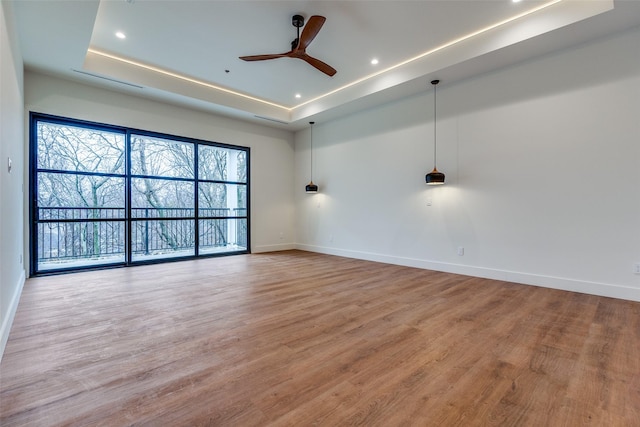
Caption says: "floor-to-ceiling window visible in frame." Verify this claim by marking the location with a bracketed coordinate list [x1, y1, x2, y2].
[30, 113, 249, 275]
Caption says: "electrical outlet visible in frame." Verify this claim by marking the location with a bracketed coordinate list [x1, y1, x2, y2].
[634, 263, 640, 275]
[457, 247, 464, 256]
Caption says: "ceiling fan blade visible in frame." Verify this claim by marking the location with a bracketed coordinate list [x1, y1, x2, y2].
[297, 15, 326, 51]
[239, 53, 289, 61]
[240, 15, 336, 76]
[301, 54, 337, 77]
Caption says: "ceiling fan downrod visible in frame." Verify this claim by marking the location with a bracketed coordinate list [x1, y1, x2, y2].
[291, 14, 304, 50]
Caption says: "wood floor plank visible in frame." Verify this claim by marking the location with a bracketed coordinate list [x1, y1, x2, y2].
[1, 250, 639, 426]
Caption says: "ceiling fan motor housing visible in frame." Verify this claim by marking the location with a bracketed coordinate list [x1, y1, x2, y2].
[292, 14, 304, 28]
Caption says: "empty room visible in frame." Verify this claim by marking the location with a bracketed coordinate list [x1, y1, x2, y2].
[1, 0, 639, 425]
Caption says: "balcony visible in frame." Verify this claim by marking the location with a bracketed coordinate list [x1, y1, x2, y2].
[36, 207, 248, 271]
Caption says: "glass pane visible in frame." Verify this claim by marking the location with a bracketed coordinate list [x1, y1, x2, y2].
[131, 178, 194, 218]
[131, 219, 195, 261]
[131, 135, 194, 179]
[235, 185, 247, 217]
[198, 145, 227, 181]
[38, 172, 125, 210]
[37, 122, 125, 174]
[236, 150, 247, 183]
[37, 221, 126, 271]
[198, 183, 246, 217]
[198, 146, 247, 183]
[198, 182, 227, 217]
[199, 218, 247, 254]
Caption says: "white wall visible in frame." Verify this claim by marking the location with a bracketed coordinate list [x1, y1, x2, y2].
[24, 71, 297, 265]
[296, 27, 640, 302]
[0, 1, 26, 361]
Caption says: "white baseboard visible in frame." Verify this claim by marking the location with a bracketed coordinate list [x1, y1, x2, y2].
[252, 243, 296, 253]
[1, 269, 26, 364]
[295, 244, 640, 302]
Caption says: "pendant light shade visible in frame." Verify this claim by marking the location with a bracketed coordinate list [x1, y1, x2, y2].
[305, 182, 318, 193]
[426, 168, 445, 185]
[305, 121, 318, 193]
[426, 79, 445, 185]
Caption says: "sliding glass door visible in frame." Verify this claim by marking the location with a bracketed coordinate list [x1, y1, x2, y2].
[197, 144, 247, 255]
[33, 119, 127, 271]
[30, 114, 249, 275]
[130, 134, 196, 261]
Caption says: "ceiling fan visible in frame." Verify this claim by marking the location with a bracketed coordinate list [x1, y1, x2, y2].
[239, 14, 337, 77]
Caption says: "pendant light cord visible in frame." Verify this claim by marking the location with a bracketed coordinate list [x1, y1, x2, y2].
[309, 121, 315, 181]
[433, 81, 437, 169]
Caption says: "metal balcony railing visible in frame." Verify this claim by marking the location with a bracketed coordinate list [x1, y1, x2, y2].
[36, 207, 247, 263]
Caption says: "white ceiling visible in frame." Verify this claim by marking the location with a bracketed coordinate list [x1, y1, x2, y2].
[10, 0, 640, 130]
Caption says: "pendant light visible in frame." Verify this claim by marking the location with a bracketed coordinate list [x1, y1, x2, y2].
[426, 79, 445, 185]
[305, 121, 318, 193]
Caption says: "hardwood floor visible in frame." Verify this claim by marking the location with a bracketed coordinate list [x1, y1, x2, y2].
[1, 250, 638, 426]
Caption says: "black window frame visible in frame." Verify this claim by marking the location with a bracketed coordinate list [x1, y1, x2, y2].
[29, 112, 250, 276]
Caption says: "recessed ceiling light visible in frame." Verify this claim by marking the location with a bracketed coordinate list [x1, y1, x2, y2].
[115, 31, 126, 39]
[512, 0, 522, 3]
[295, 93, 302, 99]
[371, 58, 379, 65]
